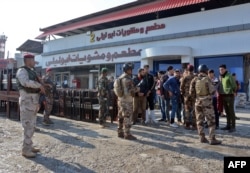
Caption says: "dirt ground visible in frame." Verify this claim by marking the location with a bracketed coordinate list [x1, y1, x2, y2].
[0, 109, 250, 173]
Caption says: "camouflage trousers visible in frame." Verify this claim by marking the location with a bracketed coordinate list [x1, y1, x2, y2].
[195, 96, 215, 140]
[19, 93, 39, 153]
[98, 97, 108, 125]
[184, 96, 196, 125]
[43, 96, 53, 121]
[117, 101, 132, 135]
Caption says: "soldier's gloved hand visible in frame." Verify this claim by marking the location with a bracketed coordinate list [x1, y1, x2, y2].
[40, 86, 45, 94]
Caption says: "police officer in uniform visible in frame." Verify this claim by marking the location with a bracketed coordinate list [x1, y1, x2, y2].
[97, 67, 111, 128]
[116, 63, 139, 140]
[16, 54, 45, 158]
[42, 67, 55, 125]
[189, 64, 221, 145]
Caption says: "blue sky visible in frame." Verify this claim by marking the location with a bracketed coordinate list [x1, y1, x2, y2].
[0, 0, 135, 58]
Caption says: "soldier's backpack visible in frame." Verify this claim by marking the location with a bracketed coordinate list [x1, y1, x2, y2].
[113, 77, 124, 97]
[195, 76, 209, 96]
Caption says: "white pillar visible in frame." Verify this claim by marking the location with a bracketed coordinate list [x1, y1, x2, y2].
[89, 73, 94, 89]
[141, 59, 153, 70]
[181, 55, 194, 65]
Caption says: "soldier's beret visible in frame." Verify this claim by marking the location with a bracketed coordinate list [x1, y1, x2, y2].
[101, 67, 108, 73]
[24, 54, 35, 59]
[187, 64, 194, 71]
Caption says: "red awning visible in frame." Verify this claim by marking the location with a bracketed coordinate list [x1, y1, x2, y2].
[36, 0, 209, 39]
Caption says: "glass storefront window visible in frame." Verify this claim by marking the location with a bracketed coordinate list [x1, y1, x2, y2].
[154, 60, 182, 74]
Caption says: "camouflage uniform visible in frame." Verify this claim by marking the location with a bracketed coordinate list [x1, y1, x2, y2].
[180, 72, 196, 128]
[16, 66, 41, 156]
[189, 73, 217, 142]
[42, 74, 54, 124]
[117, 73, 138, 137]
[97, 74, 110, 125]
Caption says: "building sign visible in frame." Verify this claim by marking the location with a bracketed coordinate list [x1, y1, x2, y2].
[45, 48, 141, 67]
[90, 22, 165, 43]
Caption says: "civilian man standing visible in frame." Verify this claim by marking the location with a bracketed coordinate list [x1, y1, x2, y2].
[163, 69, 181, 128]
[132, 68, 147, 125]
[159, 66, 174, 124]
[143, 65, 157, 124]
[219, 64, 237, 132]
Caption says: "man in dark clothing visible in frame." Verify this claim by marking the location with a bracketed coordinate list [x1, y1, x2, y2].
[159, 66, 174, 124]
[143, 65, 157, 124]
[132, 68, 148, 124]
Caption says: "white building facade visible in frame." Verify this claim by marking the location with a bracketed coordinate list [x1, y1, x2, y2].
[39, 3, 250, 102]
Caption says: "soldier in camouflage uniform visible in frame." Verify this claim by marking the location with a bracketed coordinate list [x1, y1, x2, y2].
[97, 67, 111, 128]
[189, 64, 221, 145]
[116, 63, 139, 140]
[42, 68, 55, 125]
[180, 64, 196, 130]
[16, 54, 45, 158]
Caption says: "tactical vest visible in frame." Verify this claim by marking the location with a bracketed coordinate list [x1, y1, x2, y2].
[16, 66, 40, 93]
[195, 76, 209, 96]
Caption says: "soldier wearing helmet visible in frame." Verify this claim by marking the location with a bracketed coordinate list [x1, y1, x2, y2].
[97, 67, 111, 128]
[116, 62, 139, 140]
[189, 64, 222, 145]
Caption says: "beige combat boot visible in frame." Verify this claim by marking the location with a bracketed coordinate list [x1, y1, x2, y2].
[209, 137, 222, 145]
[22, 151, 36, 158]
[32, 147, 40, 153]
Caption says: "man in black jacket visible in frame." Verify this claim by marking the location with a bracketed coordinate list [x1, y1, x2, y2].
[143, 65, 157, 124]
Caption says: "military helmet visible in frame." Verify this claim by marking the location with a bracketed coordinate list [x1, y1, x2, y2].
[198, 64, 209, 73]
[101, 67, 108, 73]
[123, 63, 134, 72]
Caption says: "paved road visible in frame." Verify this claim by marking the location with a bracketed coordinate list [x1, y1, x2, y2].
[0, 109, 249, 173]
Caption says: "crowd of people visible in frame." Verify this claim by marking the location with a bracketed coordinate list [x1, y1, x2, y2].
[97, 62, 240, 145]
[16, 52, 240, 158]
